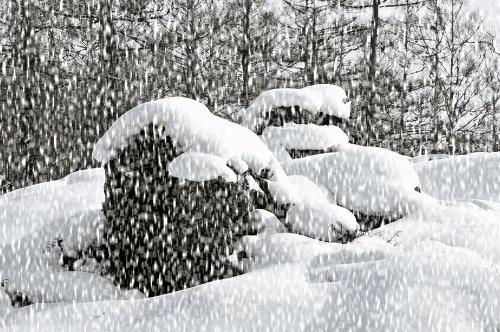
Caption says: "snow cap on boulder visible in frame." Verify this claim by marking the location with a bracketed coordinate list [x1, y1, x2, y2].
[92, 96, 298, 200]
[242, 84, 351, 132]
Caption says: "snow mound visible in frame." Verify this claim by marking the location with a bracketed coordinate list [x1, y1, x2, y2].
[242, 84, 351, 131]
[261, 123, 348, 151]
[168, 152, 237, 183]
[238, 232, 341, 268]
[375, 199, 500, 264]
[413, 152, 500, 202]
[306, 241, 500, 331]
[284, 144, 422, 216]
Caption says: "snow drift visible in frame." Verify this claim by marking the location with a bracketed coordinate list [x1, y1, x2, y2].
[413, 152, 500, 202]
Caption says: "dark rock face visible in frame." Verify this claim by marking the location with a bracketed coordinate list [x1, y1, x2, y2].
[91, 124, 285, 297]
[90, 125, 258, 296]
[254, 106, 344, 135]
[286, 148, 337, 160]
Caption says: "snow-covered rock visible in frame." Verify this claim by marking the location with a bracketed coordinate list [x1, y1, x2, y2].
[289, 175, 335, 205]
[247, 209, 287, 234]
[413, 152, 500, 202]
[284, 144, 423, 216]
[242, 84, 351, 132]
[92, 96, 298, 204]
[92, 97, 309, 296]
[94, 97, 273, 172]
[286, 202, 359, 241]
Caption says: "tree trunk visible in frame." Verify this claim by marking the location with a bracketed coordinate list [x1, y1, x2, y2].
[493, 95, 499, 152]
[98, 0, 118, 128]
[365, 0, 379, 144]
[241, 0, 252, 107]
[400, 0, 411, 152]
[432, 2, 441, 151]
[310, 0, 318, 84]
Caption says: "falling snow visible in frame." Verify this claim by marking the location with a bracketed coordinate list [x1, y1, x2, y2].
[1, 0, 500, 331]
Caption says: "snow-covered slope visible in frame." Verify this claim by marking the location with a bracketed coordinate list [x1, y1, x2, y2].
[2, 155, 500, 330]
[6, 208, 500, 331]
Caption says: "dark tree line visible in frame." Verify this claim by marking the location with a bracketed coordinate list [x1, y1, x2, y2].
[1, 0, 499, 192]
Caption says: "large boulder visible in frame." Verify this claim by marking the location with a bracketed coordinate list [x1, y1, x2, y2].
[91, 97, 299, 296]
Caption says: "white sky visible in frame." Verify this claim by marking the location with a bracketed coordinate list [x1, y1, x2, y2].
[466, 0, 500, 47]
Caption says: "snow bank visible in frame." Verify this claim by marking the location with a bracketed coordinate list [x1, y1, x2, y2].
[2, 271, 125, 304]
[0, 168, 128, 314]
[372, 200, 500, 264]
[4, 264, 331, 332]
[4, 194, 500, 330]
[0, 168, 105, 246]
[413, 152, 500, 202]
[242, 84, 351, 131]
[261, 123, 348, 151]
[307, 240, 500, 331]
[8, 218, 500, 331]
[284, 144, 422, 216]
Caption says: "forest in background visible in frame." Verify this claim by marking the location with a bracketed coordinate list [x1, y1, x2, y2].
[0, 0, 499, 192]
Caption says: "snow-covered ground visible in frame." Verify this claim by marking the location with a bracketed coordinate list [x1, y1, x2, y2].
[1, 151, 500, 331]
